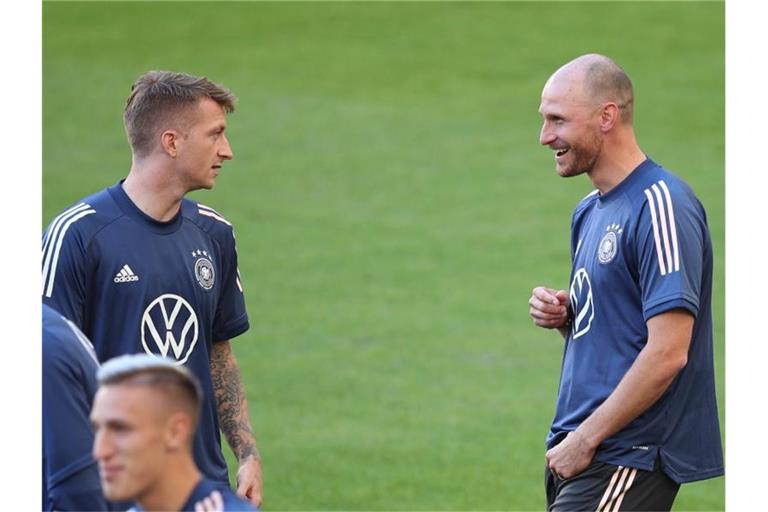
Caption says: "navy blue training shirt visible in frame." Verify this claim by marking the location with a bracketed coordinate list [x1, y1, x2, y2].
[548, 158, 723, 483]
[42, 181, 250, 485]
[42, 303, 106, 511]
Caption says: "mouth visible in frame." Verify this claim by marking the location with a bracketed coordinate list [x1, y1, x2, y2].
[554, 148, 569, 158]
[100, 465, 123, 482]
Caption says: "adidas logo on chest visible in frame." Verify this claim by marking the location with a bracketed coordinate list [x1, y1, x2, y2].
[114, 264, 139, 283]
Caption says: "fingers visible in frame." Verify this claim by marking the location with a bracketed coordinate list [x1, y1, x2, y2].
[235, 481, 248, 498]
[529, 286, 568, 328]
[535, 286, 563, 304]
[532, 286, 567, 307]
[237, 480, 262, 508]
[545, 449, 561, 479]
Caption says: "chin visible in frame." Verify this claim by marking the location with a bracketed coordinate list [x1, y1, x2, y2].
[556, 162, 590, 178]
[103, 484, 131, 502]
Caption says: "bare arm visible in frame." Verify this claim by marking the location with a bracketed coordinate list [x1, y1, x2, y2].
[546, 309, 694, 478]
[210, 340, 262, 506]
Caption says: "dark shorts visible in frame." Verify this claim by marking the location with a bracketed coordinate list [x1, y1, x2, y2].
[545, 458, 680, 512]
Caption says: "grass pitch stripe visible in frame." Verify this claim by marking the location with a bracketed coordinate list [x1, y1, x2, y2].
[44, 209, 96, 297]
[644, 188, 667, 276]
[42, 203, 94, 295]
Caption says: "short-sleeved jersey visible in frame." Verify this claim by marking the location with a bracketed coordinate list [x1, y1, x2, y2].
[42, 181, 250, 485]
[128, 477, 257, 512]
[42, 303, 106, 511]
[547, 158, 723, 483]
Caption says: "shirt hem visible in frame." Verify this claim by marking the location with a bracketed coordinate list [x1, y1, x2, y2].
[644, 295, 699, 321]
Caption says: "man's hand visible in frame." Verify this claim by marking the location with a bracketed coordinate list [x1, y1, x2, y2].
[236, 455, 263, 508]
[529, 286, 570, 331]
[545, 430, 595, 480]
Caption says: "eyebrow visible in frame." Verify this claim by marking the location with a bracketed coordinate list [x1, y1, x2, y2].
[540, 111, 565, 121]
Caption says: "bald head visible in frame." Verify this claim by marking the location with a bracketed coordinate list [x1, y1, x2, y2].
[546, 54, 635, 124]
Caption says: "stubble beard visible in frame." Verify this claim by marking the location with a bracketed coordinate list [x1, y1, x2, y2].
[556, 131, 603, 178]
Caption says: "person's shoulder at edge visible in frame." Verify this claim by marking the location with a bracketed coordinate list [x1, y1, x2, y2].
[44, 182, 125, 238]
[183, 198, 239, 241]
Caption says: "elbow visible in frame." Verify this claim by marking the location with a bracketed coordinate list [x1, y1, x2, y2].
[649, 348, 688, 378]
[665, 352, 688, 376]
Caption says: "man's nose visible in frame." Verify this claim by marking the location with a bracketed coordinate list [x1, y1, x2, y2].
[219, 134, 233, 160]
[540, 123, 556, 146]
[92, 429, 113, 460]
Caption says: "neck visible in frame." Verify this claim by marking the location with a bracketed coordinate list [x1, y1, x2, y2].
[123, 158, 186, 222]
[587, 134, 646, 195]
[136, 457, 201, 512]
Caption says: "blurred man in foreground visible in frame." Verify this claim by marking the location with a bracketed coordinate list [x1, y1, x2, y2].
[91, 354, 256, 511]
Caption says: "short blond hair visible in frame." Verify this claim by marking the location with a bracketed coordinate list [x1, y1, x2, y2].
[98, 354, 203, 430]
[123, 70, 236, 157]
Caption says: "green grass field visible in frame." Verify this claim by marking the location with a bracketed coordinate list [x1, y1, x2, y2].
[43, 2, 724, 510]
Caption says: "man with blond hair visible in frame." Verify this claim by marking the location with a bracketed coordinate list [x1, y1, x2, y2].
[42, 70, 262, 506]
[91, 354, 255, 511]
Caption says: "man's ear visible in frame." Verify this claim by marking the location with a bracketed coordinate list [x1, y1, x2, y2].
[164, 412, 192, 450]
[160, 130, 181, 158]
[599, 103, 620, 133]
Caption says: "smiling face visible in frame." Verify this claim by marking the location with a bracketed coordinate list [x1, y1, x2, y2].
[174, 97, 233, 191]
[538, 72, 604, 178]
[90, 385, 168, 503]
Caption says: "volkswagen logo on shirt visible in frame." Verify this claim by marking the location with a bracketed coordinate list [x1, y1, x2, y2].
[141, 294, 199, 365]
[569, 268, 595, 339]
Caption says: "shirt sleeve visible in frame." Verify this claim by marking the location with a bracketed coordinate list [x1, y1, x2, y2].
[42, 324, 106, 511]
[41, 206, 94, 328]
[636, 181, 704, 321]
[212, 227, 249, 342]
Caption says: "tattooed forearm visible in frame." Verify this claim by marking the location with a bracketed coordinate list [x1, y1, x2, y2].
[210, 340, 260, 462]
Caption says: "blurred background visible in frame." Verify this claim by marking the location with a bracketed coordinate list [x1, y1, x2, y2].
[43, 2, 724, 509]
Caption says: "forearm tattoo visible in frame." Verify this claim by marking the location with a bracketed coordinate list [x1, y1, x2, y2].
[210, 342, 260, 462]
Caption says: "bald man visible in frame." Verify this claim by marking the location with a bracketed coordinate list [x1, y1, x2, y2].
[90, 355, 256, 511]
[529, 54, 723, 511]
